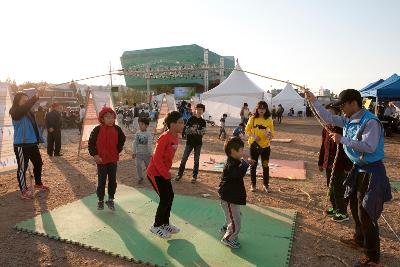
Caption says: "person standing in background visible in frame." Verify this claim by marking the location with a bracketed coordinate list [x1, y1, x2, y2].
[45, 103, 62, 157]
[240, 103, 250, 125]
[78, 104, 85, 135]
[35, 106, 46, 143]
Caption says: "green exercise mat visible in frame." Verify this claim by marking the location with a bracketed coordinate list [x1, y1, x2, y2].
[15, 185, 297, 267]
[390, 181, 400, 192]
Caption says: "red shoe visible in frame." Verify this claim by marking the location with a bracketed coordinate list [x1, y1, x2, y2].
[21, 190, 34, 199]
[34, 184, 50, 191]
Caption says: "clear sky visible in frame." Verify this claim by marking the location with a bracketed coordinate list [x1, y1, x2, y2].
[1, 0, 399, 93]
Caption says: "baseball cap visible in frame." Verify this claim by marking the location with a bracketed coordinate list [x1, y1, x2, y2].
[332, 89, 362, 107]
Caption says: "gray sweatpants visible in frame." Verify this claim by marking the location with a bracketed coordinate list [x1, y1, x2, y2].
[136, 153, 151, 181]
[220, 200, 241, 241]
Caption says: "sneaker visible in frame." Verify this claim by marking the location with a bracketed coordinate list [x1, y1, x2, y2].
[34, 184, 50, 191]
[340, 235, 364, 249]
[174, 175, 182, 182]
[54, 153, 63, 157]
[221, 238, 240, 249]
[325, 207, 335, 217]
[219, 226, 227, 235]
[250, 184, 256, 192]
[332, 213, 349, 223]
[137, 178, 144, 184]
[105, 199, 115, 211]
[354, 255, 381, 267]
[21, 190, 34, 199]
[191, 177, 197, 183]
[150, 225, 171, 239]
[162, 223, 180, 234]
[97, 201, 104, 210]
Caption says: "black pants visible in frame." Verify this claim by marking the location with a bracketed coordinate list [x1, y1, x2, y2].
[13, 145, 43, 192]
[47, 130, 61, 156]
[277, 115, 282, 124]
[96, 163, 117, 201]
[250, 143, 271, 187]
[178, 144, 202, 178]
[219, 127, 226, 139]
[326, 168, 348, 214]
[350, 172, 380, 262]
[148, 175, 174, 227]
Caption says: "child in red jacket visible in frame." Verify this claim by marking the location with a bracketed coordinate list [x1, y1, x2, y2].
[88, 107, 126, 211]
[147, 111, 184, 238]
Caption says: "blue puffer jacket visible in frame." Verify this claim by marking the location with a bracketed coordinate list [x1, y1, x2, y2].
[10, 96, 41, 146]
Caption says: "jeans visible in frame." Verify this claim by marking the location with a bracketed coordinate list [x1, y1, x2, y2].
[219, 127, 226, 139]
[250, 142, 271, 187]
[96, 163, 117, 201]
[135, 153, 151, 180]
[350, 172, 380, 262]
[178, 143, 202, 178]
[326, 168, 349, 214]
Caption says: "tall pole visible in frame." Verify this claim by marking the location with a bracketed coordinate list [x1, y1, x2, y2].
[146, 65, 151, 104]
[203, 49, 209, 92]
[219, 57, 225, 82]
[109, 61, 113, 88]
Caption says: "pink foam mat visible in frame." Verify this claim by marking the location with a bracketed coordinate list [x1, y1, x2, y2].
[172, 153, 306, 180]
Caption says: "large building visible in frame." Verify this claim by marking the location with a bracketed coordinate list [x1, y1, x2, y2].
[120, 44, 235, 93]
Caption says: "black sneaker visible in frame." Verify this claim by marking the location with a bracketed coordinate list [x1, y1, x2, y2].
[191, 177, 197, 183]
[97, 201, 104, 210]
[54, 153, 63, 157]
[174, 175, 182, 182]
[105, 199, 115, 211]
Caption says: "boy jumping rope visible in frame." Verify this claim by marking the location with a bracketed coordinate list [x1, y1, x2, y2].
[218, 137, 255, 249]
[147, 111, 184, 238]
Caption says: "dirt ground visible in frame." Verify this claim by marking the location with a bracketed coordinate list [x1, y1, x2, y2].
[0, 117, 399, 267]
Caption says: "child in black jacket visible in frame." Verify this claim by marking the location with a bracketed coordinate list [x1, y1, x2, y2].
[218, 137, 255, 249]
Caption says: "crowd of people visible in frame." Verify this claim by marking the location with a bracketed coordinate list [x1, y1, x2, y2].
[8, 88, 394, 266]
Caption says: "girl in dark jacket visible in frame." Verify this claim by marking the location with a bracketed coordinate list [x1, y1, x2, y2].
[10, 92, 48, 199]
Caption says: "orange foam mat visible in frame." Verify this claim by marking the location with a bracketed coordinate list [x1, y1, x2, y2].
[172, 153, 306, 180]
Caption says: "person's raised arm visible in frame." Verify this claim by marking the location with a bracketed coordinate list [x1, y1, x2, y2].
[305, 91, 345, 128]
[10, 95, 38, 120]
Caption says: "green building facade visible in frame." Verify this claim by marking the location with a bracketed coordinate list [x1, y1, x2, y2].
[120, 44, 234, 92]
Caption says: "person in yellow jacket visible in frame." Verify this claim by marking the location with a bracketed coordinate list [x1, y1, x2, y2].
[245, 101, 274, 193]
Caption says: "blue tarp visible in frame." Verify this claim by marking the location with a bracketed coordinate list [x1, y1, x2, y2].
[360, 74, 400, 99]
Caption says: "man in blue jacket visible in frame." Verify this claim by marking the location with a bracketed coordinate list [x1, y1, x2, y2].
[306, 89, 392, 267]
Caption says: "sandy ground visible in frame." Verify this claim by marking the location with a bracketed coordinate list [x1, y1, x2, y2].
[0, 117, 399, 267]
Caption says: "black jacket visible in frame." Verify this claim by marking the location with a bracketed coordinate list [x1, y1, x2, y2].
[218, 156, 249, 205]
[88, 124, 125, 157]
[45, 110, 62, 131]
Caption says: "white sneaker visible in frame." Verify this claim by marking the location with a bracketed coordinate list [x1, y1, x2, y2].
[163, 223, 180, 234]
[150, 225, 171, 239]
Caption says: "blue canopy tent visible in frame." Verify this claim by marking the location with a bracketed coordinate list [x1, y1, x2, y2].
[360, 74, 400, 100]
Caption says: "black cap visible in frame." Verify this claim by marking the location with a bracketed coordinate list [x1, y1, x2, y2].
[332, 89, 362, 107]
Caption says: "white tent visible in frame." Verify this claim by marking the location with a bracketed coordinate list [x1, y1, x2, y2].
[272, 83, 306, 116]
[201, 64, 271, 126]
